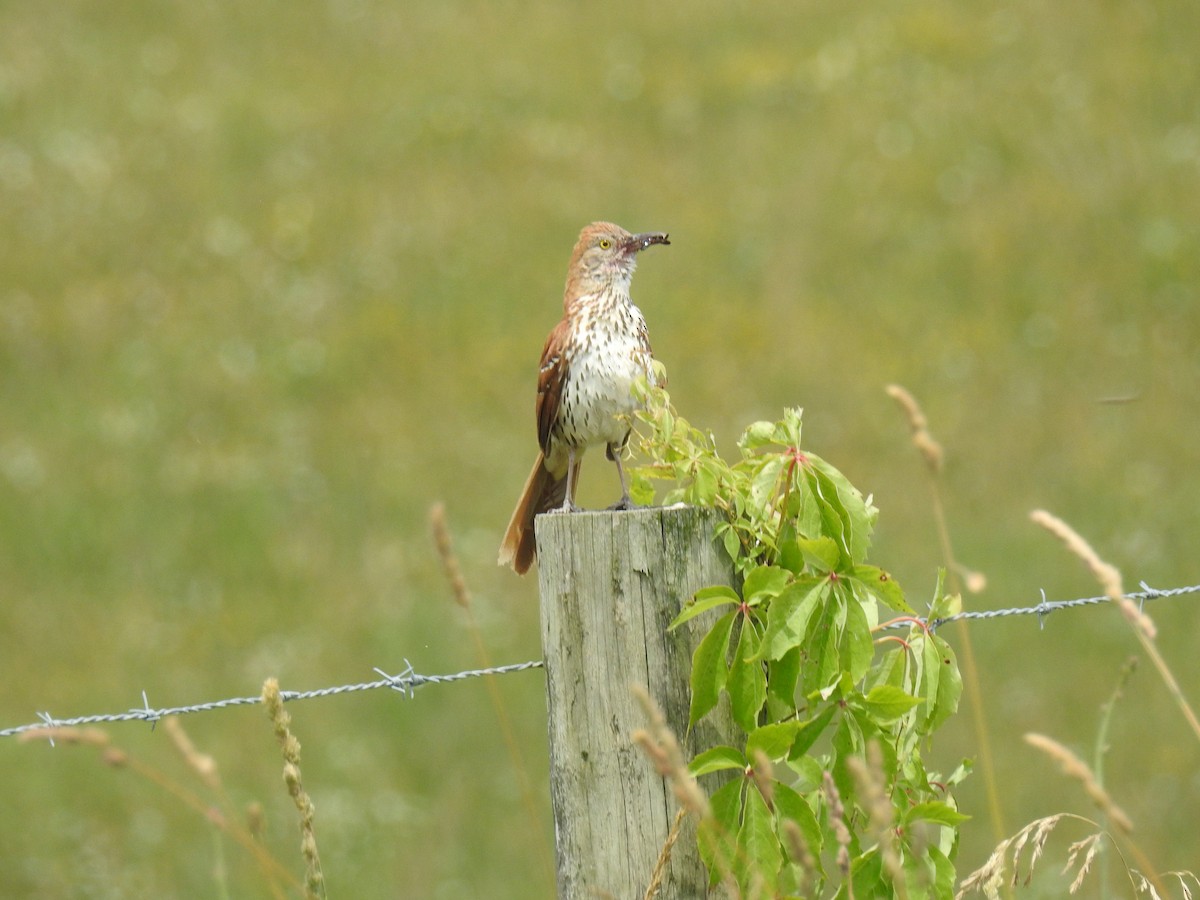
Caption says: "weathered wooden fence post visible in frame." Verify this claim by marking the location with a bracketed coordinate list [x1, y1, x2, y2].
[537, 506, 738, 900]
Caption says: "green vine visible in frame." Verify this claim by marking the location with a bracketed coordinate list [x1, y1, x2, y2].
[631, 379, 968, 898]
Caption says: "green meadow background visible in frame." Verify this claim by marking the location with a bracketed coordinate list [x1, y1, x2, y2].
[2, 1, 1197, 896]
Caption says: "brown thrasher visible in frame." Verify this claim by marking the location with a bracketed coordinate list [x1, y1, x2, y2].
[498, 222, 670, 574]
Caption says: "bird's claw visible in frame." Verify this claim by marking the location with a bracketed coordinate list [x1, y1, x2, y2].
[607, 496, 641, 512]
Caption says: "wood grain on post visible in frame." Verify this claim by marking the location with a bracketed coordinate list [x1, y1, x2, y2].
[536, 505, 737, 900]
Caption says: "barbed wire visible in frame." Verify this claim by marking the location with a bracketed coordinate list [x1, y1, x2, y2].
[915, 581, 1199, 632]
[1, 660, 544, 740]
[4, 582, 1197, 741]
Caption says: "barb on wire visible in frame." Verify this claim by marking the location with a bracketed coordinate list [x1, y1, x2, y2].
[2, 660, 545, 740]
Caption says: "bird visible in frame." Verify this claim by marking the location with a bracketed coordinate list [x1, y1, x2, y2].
[498, 221, 670, 575]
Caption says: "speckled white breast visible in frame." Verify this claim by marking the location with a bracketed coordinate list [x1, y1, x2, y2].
[555, 297, 654, 450]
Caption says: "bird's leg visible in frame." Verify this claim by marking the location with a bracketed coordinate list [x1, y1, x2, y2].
[606, 442, 639, 511]
[551, 447, 581, 514]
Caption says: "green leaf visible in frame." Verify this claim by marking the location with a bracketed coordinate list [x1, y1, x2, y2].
[696, 584, 742, 603]
[796, 535, 841, 572]
[766, 645, 801, 718]
[710, 776, 744, 829]
[689, 611, 736, 728]
[926, 632, 962, 732]
[847, 848, 886, 899]
[772, 782, 823, 863]
[669, 586, 740, 630]
[787, 753, 824, 792]
[804, 455, 876, 564]
[841, 586, 875, 684]
[945, 757, 975, 788]
[700, 778, 743, 887]
[929, 844, 957, 898]
[759, 580, 826, 661]
[903, 801, 970, 827]
[915, 631, 940, 733]
[790, 469, 824, 543]
[660, 404, 675, 443]
[689, 745, 747, 776]
[804, 591, 842, 697]
[629, 470, 656, 506]
[739, 419, 778, 450]
[777, 532, 804, 573]
[850, 564, 914, 614]
[720, 525, 741, 563]
[780, 407, 804, 446]
[692, 458, 721, 504]
[737, 782, 783, 891]
[862, 684, 923, 722]
[788, 705, 836, 761]
[866, 642, 907, 695]
[745, 721, 803, 760]
[930, 592, 962, 623]
[822, 457, 877, 553]
[728, 620, 767, 732]
[830, 714, 862, 803]
[802, 464, 849, 555]
[926, 568, 958, 620]
[743, 565, 791, 604]
[749, 456, 786, 511]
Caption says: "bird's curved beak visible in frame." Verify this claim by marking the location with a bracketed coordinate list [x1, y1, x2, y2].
[624, 232, 670, 254]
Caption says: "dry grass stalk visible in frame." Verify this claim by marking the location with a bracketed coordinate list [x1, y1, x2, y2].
[631, 686, 743, 897]
[163, 716, 291, 897]
[887, 385, 1006, 863]
[781, 820, 816, 895]
[164, 716, 221, 791]
[1029, 510, 1200, 746]
[262, 678, 325, 900]
[643, 807, 687, 900]
[1064, 834, 1103, 893]
[18, 726, 111, 749]
[886, 384, 944, 473]
[1024, 733, 1133, 834]
[1163, 871, 1200, 896]
[246, 801, 267, 842]
[1028, 509, 1152, 637]
[749, 749, 775, 810]
[956, 814, 1072, 898]
[1027, 509, 1123, 597]
[630, 686, 709, 820]
[846, 743, 906, 897]
[1135, 868, 1200, 899]
[20, 727, 129, 771]
[24, 720, 295, 894]
[955, 563, 988, 594]
[430, 501, 471, 609]
[822, 770, 854, 895]
[1013, 731, 1169, 897]
[1131, 870, 1165, 899]
[429, 502, 555, 892]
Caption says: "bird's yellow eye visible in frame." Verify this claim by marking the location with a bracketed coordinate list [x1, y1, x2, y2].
[598, 238, 612, 250]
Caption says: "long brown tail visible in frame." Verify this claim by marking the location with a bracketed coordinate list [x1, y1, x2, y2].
[498, 451, 575, 574]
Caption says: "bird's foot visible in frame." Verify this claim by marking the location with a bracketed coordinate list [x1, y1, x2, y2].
[549, 499, 582, 515]
[606, 495, 641, 512]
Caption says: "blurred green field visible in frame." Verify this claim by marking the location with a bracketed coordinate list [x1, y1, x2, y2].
[1, 0, 1198, 896]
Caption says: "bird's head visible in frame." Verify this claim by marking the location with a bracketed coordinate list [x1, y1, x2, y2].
[566, 222, 670, 295]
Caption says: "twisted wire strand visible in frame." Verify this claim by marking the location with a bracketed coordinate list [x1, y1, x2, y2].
[2, 660, 545, 739]
[914, 581, 1198, 632]
[4, 583, 1197, 740]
